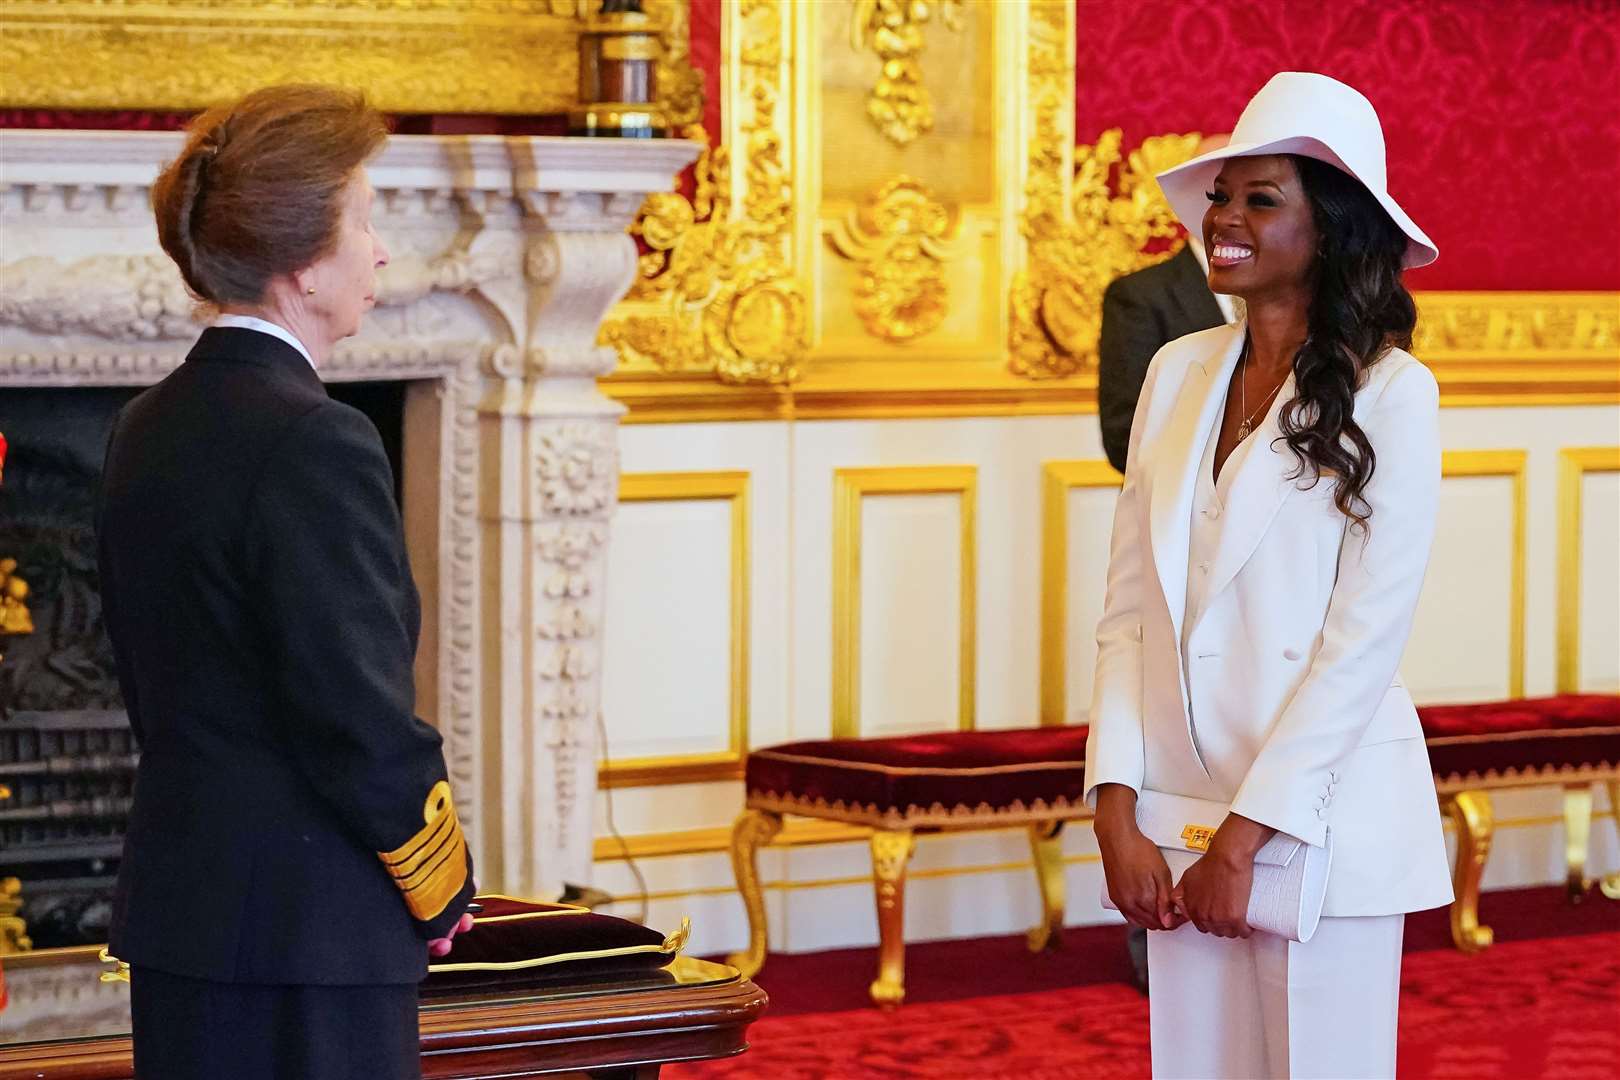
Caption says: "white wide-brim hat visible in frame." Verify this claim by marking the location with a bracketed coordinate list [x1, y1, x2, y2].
[1156, 71, 1437, 269]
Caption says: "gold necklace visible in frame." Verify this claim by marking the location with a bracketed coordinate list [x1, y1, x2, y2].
[1236, 338, 1287, 441]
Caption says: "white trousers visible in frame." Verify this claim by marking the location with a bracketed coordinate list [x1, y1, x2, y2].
[1147, 914, 1405, 1079]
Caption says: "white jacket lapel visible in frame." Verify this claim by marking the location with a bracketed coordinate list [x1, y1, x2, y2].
[1200, 371, 1300, 612]
[1147, 324, 1246, 645]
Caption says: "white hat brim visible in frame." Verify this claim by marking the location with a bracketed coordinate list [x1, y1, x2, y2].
[1156, 136, 1438, 269]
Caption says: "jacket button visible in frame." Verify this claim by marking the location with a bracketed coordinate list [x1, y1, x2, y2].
[1283, 647, 1302, 661]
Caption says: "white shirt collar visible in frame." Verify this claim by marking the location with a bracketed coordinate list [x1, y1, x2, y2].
[210, 314, 317, 371]
[1185, 238, 1239, 326]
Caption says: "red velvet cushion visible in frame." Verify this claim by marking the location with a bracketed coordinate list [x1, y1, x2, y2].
[744, 726, 1090, 827]
[422, 895, 683, 994]
[1420, 694, 1620, 784]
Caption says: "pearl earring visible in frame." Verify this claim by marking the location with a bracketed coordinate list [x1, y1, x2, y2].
[306, 286, 316, 295]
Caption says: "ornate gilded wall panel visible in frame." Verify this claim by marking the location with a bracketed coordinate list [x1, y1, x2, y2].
[8, 1, 1611, 416]
[600, 0, 806, 387]
[598, 0, 1616, 420]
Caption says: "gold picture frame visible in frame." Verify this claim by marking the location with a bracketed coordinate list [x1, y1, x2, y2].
[0, 0, 690, 116]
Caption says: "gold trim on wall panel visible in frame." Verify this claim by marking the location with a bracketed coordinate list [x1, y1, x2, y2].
[1441, 451, 1529, 698]
[832, 466, 978, 740]
[1039, 461, 1122, 726]
[594, 819, 868, 862]
[0, 0, 692, 115]
[599, 470, 750, 788]
[1557, 447, 1620, 692]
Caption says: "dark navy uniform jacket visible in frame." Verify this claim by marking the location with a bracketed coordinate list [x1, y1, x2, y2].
[96, 326, 474, 986]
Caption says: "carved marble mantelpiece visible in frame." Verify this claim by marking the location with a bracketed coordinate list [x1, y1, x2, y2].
[0, 128, 701, 898]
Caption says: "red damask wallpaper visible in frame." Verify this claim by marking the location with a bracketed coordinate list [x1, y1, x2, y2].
[1074, 0, 1620, 291]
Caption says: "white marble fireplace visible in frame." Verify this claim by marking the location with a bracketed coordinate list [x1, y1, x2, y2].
[0, 128, 701, 906]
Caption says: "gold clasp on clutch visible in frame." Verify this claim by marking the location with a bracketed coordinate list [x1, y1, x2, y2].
[1181, 824, 1216, 852]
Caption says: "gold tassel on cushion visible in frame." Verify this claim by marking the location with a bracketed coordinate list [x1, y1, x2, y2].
[379, 780, 469, 922]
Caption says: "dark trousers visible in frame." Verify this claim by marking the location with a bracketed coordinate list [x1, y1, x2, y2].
[130, 966, 421, 1080]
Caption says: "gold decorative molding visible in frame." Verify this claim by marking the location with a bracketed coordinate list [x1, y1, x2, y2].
[849, 0, 964, 147]
[1416, 292, 1618, 356]
[600, 0, 807, 387]
[596, 817, 868, 862]
[605, 290, 1620, 422]
[1556, 446, 1620, 692]
[1038, 461, 1121, 727]
[1011, 125, 1201, 380]
[0, 0, 687, 115]
[1415, 292, 1620, 406]
[593, 1, 1616, 421]
[1440, 451, 1528, 699]
[832, 466, 977, 740]
[599, 470, 750, 788]
[826, 176, 965, 342]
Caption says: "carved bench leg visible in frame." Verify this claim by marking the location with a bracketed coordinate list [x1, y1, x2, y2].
[869, 829, 915, 1009]
[1604, 779, 1620, 902]
[1446, 790, 1495, 952]
[1026, 820, 1066, 953]
[725, 809, 782, 978]
[1563, 782, 1594, 902]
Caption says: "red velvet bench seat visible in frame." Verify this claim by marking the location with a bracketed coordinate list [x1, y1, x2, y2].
[1421, 693, 1620, 951]
[728, 696, 1620, 1007]
[728, 726, 1090, 1007]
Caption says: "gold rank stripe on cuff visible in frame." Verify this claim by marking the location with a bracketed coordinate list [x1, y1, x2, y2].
[378, 780, 470, 923]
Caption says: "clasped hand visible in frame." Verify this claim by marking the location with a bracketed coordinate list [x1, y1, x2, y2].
[1096, 785, 1271, 938]
[1172, 848, 1255, 938]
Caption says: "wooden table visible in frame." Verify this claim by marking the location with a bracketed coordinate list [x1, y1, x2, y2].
[0, 957, 766, 1079]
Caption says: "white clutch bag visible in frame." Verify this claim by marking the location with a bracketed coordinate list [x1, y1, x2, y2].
[1100, 789, 1331, 942]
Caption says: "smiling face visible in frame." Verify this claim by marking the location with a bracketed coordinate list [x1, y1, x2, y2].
[303, 170, 389, 341]
[1201, 154, 1319, 303]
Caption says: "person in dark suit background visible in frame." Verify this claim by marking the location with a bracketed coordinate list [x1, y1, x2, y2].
[1095, 135, 1237, 991]
[1097, 135, 1240, 474]
[96, 85, 475, 1080]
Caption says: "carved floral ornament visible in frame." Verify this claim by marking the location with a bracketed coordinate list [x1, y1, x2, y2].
[828, 176, 967, 343]
[599, 0, 807, 386]
[849, 0, 966, 147]
[1012, 129, 1205, 379]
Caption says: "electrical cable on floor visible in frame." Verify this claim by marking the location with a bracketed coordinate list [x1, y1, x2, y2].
[596, 707, 649, 925]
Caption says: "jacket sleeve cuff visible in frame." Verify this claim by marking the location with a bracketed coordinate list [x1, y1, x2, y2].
[377, 779, 475, 935]
[1229, 776, 1332, 849]
[416, 862, 477, 940]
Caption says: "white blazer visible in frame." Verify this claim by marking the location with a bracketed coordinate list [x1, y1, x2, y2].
[1083, 322, 1453, 917]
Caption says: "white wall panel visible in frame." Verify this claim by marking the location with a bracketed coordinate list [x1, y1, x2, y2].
[1409, 469, 1520, 702]
[602, 495, 735, 760]
[1063, 488, 1117, 719]
[857, 491, 965, 737]
[1578, 470, 1620, 691]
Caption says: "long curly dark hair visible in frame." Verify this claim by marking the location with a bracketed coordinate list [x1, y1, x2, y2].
[1275, 154, 1417, 531]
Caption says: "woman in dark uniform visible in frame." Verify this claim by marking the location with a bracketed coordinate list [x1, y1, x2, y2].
[96, 84, 475, 1080]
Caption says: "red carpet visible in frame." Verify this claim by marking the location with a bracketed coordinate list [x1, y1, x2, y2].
[673, 887, 1620, 1078]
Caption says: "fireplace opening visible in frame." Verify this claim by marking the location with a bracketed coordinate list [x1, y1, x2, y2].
[0, 378, 407, 949]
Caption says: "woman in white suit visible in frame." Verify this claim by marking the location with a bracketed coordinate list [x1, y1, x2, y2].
[1084, 72, 1454, 1079]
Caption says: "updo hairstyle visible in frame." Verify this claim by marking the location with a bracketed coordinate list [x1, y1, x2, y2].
[151, 84, 386, 306]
